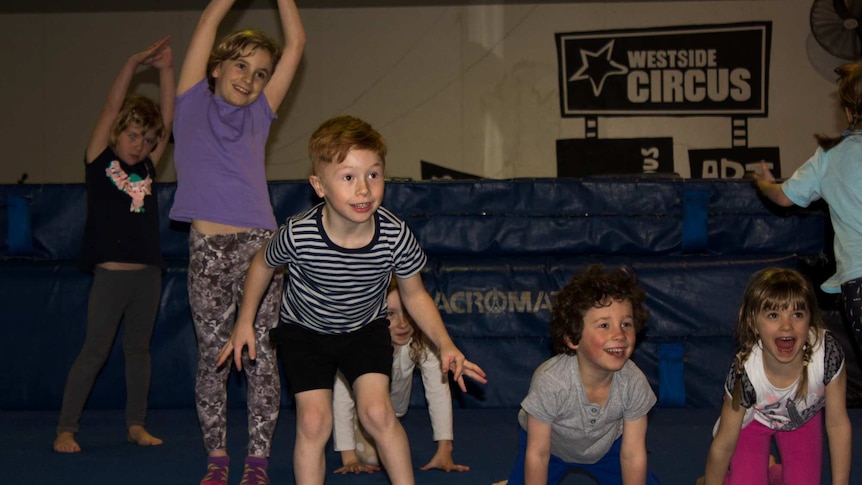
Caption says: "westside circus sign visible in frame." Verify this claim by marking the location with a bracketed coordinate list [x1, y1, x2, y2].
[555, 22, 771, 117]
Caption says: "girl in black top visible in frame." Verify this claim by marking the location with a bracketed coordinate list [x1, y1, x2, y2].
[54, 36, 175, 453]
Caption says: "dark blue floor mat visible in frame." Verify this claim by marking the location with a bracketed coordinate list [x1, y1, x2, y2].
[3, 407, 860, 484]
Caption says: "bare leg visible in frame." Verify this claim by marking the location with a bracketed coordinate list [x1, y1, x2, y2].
[293, 389, 334, 485]
[354, 373, 415, 485]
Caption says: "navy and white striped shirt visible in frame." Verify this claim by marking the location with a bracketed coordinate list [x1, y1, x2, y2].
[264, 203, 427, 334]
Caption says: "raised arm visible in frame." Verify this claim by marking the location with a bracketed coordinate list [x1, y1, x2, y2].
[396, 274, 487, 391]
[149, 44, 176, 165]
[178, 0, 235, 95]
[86, 36, 171, 163]
[263, 0, 306, 111]
[824, 369, 852, 485]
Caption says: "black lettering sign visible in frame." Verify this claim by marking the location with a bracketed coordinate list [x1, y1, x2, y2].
[688, 147, 781, 179]
[556, 22, 771, 116]
[557, 138, 674, 177]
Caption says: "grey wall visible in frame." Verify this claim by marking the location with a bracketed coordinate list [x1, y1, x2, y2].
[0, 1, 844, 183]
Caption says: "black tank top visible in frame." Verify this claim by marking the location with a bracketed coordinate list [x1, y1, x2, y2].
[78, 147, 163, 272]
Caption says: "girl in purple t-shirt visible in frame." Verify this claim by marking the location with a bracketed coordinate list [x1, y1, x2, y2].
[169, 1, 305, 484]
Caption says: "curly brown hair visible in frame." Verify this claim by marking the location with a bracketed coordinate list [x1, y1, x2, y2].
[550, 264, 649, 355]
[730, 267, 824, 408]
[206, 29, 282, 92]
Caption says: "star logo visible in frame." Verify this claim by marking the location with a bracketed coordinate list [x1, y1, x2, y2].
[568, 40, 629, 97]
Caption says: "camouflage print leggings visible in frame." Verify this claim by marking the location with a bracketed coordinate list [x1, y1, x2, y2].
[188, 227, 283, 457]
[842, 277, 862, 356]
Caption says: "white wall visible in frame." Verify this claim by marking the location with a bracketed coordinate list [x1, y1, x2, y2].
[0, 1, 842, 183]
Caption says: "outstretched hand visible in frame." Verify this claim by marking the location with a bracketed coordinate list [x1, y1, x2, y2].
[458, 359, 488, 390]
[216, 322, 257, 371]
[419, 455, 470, 473]
[419, 441, 470, 472]
[333, 461, 380, 475]
[440, 347, 487, 392]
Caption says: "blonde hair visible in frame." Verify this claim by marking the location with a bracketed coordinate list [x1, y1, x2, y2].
[387, 277, 433, 364]
[206, 29, 282, 92]
[730, 268, 824, 408]
[109, 95, 164, 151]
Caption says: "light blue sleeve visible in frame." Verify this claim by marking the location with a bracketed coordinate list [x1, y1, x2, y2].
[781, 149, 826, 208]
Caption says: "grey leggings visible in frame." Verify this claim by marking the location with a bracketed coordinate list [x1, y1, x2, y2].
[188, 227, 283, 457]
[57, 266, 161, 433]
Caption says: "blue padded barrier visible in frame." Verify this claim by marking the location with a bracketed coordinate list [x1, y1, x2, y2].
[0, 179, 828, 411]
[413, 254, 799, 409]
[1, 254, 798, 410]
[657, 343, 687, 407]
[6, 195, 34, 255]
[0, 179, 826, 261]
[681, 189, 709, 252]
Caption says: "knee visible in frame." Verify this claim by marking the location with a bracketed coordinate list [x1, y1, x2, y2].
[297, 407, 332, 442]
[357, 400, 396, 434]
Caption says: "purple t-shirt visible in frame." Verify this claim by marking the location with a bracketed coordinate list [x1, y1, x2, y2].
[170, 79, 277, 230]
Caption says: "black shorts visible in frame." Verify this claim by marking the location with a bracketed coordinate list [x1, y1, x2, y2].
[270, 318, 393, 395]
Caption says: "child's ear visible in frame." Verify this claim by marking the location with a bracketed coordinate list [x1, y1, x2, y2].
[211, 63, 221, 80]
[747, 317, 759, 336]
[309, 174, 325, 198]
[565, 336, 578, 351]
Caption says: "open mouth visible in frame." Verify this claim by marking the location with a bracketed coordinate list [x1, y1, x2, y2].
[775, 337, 796, 353]
[604, 347, 627, 358]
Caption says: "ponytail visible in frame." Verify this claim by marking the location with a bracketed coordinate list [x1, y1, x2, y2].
[793, 338, 813, 403]
[730, 350, 750, 411]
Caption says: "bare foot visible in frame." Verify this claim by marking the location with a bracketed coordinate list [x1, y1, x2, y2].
[127, 425, 163, 446]
[54, 431, 81, 453]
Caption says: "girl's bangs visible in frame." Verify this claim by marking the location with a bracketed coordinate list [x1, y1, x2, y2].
[759, 286, 809, 313]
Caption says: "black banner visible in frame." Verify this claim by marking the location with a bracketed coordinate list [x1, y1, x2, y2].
[556, 22, 771, 116]
[557, 137, 674, 177]
[688, 147, 781, 179]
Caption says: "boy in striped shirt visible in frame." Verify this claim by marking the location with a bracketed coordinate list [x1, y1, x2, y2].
[218, 115, 486, 485]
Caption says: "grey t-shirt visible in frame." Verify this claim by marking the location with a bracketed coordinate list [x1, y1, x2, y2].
[518, 353, 656, 464]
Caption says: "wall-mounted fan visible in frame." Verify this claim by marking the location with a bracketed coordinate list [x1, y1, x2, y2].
[811, 0, 862, 60]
